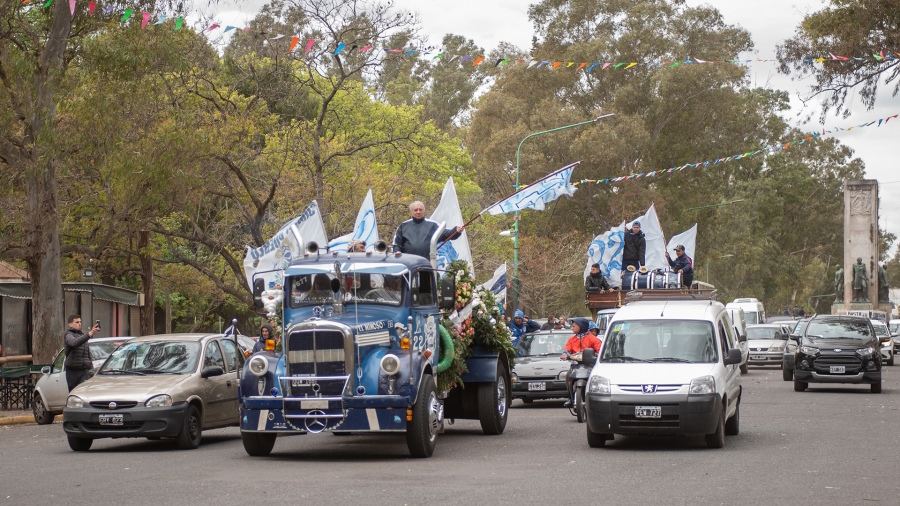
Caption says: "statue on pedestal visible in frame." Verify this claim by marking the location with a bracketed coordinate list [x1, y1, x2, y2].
[879, 263, 890, 303]
[852, 257, 868, 302]
[833, 265, 844, 302]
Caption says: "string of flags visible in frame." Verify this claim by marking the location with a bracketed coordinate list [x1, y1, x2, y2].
[573, 113, 899, 187]
[24, 1, 900, 70]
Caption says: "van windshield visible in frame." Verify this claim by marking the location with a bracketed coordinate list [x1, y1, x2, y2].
[744, 312, 759, 325]
[602, 321, 717, 363]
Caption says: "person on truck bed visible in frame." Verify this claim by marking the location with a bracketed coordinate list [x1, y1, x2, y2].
[623, 221, 646, 272]
[585, 263, 611, 292]
[665, 244, 694, 287]
[392, 201, 463, 259]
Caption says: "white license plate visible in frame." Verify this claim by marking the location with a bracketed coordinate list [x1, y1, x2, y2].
[635, 406, 662, 418]
[751, 355, 767, 360]
[830, 365, 845, 374]
[527, 382, 546, 391]
[98, 414, 123, 426]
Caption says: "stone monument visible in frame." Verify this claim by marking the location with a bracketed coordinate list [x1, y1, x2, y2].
[834, 180, 892, 315]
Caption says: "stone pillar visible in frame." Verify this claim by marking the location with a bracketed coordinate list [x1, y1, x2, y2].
[835, 180, 891, 315]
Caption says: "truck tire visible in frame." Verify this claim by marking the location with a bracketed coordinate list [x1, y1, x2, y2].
[406, 374, 439, 458]
[478, 362, 509, 435]
[242, 431, 277, 456]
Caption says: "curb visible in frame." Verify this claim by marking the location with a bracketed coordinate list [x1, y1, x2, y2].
[0, 415, 34, 426]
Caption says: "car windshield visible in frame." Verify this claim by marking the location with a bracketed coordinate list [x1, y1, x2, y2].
[288, 273, 404, 307]
[792, 320, 808, 335]
[891, 323, 900, 334]
[746, 327, 781, 340]
[99, 341, 201, 375]
[871, 324, 889, 337]
[516, 333, 570, 357]
[601, 320, 717, 363]
[805, 321, 871, 340]
[88, 340, 129, 361]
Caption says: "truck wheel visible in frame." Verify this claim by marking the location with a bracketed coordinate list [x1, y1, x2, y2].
[574, 388, 585, 424]
[782, 366, 793, 381]
[478, 363, 509, 435]
[67, 436, 93, 452]
[705, 408, 725, 449]
[242, 432, 277, 456]
[406, 374, 439, 458]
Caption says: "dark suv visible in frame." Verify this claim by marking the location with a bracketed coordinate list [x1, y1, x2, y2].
[793, 316, 882, 393]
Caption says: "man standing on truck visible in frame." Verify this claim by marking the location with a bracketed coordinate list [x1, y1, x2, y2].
[665, 245, 694, 287]
[393, 201, 463, 259]
[623, 221, 646, 272]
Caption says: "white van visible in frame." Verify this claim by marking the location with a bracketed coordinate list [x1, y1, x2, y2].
[585, 294, 743, 449]
[726, 298, 766, 325]
[724, 307, 750, 374]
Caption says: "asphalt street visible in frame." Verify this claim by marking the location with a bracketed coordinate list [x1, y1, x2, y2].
[1, 364, 898, 506]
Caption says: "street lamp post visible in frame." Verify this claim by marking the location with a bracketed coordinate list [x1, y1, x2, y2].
[511, 114, 615, 311]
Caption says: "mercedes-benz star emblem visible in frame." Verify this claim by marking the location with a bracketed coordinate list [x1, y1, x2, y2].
[304, 410, 328, 433]
[642, 385, 657, 394]
[108, 402, 117, 410]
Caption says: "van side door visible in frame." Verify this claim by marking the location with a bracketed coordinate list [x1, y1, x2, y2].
[717, 317, 741, 416]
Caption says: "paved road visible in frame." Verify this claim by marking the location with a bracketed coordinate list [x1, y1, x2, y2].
[2, 365, 899, 506]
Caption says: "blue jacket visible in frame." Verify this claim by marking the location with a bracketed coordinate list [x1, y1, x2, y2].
[667, 253, 694, 277]
[508, 319, 540, 345]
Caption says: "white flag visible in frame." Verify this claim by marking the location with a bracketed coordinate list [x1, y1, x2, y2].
[328, 189, 379, 253]
[666, 224, 698, 267]
[476, 263, 507, 302]
[243, 200, 328, 291]
[485, 162, 579, 215]
[585, 223, 625, 288]
[628, 204, 667, 271]
[430, 177, 473, 277]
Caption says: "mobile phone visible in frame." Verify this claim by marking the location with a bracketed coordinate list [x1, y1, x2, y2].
[95, 320, 101, 329]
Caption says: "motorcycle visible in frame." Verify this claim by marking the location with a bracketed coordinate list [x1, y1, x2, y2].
[564, 348, 597, 423]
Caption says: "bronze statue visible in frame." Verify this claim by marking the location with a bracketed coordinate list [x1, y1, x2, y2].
[834, 265, 844, 302]
[879, 263, 890, 303]
[852, 257, 868, 302]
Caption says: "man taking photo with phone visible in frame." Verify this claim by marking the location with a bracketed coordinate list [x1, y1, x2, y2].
[65, 315, 100, 391]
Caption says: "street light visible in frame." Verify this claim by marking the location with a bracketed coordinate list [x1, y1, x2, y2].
[511, 113, 615, 311]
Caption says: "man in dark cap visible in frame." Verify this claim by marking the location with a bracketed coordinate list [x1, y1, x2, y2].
[665, 244, 694, 287]
[622, 221, 646, 272]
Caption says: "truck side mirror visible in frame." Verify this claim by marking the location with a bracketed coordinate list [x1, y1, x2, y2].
[439, 276, 456, 310]
[252, 278, 266, 308]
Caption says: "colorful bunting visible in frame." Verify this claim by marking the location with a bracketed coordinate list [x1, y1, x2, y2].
[42, 0, 52, 8]
[120, 9, 133, 23]
[88, 1, 96, 15]
[141, 11, 150, 29]
[334, 42, 346, 56]
[174, 17, 183, 30]
[289, 36, 299, 53]
[305, 39, 315, 54]
[69, 0, 76, 15]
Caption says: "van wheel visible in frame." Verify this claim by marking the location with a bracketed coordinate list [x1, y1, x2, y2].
[740, 363, 748, 374]
[793, 379, 807, 392]
[586, 426, 611, 448]
[724, 402, 740, 436]
[705, 408, 725, 448]
[782, 366, 793, 381]
[871, 381, 882, 393]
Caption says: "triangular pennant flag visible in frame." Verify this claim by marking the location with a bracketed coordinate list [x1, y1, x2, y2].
[141, 12, 150, 29]
[334, 42, 346, 56]
[154, 13, 167, 25]
[121, 9, 133, 23]
[289, 36, 300, 52]
[602, 62, 612, 70]
[359, 45, 372, 52]
[43, 0, 53, 8]
[69, 0, 75, 16]
[88, 1, 96, 14]
[175, 17, 184, 30]
[223, 26, 236, 32]
[305, 39, 314, 54]
[206, 23, 220, 31]
[270, 34, 285, 41]
[575, 62, 586, 71]
[472, 56, 485, 66]
[624, 62, 638, 69]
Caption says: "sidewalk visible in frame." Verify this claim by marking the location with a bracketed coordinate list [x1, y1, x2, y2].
[0, 409, 34, 426]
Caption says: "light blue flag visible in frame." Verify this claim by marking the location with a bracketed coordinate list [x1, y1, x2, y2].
[329, 190, 379, 253]
[486, 162, 580, 215]
[476, 263, 507, 302]
[584, 223, 626, 288]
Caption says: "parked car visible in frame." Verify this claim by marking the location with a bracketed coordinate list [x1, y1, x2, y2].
[725, 307, 749, 374]
[782, 318, 811, 381]
[32, 336, 133, 425]
[793, 316, 882, 393]
[585, 293, 742, 449]
[511, 330, 573, 403]
[870, 320, 894, 366]
[62, 333, 244, 451]
[745, 324, 791, 368]
[892, 320, 900, 355]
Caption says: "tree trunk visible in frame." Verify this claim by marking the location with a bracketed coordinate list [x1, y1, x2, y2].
[138, 231, 154, 336]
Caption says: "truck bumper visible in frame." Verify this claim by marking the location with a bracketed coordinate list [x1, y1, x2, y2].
[241, 395, 411, 432]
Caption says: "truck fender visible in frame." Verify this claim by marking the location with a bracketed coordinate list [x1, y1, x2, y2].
[437, 325, 455, 373]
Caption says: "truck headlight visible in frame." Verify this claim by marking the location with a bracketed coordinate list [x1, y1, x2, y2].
[248, 355, 268, 376]
[66, 396, 84, 409]
[689, 375, 715, 395]
[380, 354, 401, 376]
[145, 394, 173, 408]
[588, 375, 610, 394]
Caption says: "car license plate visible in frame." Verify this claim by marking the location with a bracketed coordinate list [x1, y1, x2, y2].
[527, 382, 546, 391]
[830, 365, 845, 374]
[635, 406, 662, 418]
[98, 414, 123, 426]
[751, 354, 766, 360]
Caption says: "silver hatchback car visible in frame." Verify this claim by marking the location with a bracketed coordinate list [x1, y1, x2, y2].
[62, 333, 244, 451]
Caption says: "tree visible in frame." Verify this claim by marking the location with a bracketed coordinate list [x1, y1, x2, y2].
[776, 0, 900, 118]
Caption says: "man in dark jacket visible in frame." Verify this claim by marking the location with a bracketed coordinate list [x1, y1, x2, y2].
[665, 244, 694, 287]
[585, 263, 611, 292]
[65, 315, 100, 391]
[393, 201, 463, 259]
[622, 221, 646, 272]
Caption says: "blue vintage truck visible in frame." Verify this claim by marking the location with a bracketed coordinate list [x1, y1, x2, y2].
[239, 236, 511, 458]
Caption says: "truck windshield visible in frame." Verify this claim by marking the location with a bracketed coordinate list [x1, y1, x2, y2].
[602, 320, 717, 363]
[288, 273, 404, 307]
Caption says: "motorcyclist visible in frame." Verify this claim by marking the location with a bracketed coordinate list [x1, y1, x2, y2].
[560, 318, 601, 360]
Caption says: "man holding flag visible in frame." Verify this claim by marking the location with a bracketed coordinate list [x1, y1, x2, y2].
[393, 201, 463, 259]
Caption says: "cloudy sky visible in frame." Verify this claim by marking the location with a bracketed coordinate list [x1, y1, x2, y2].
[203, 0, 898, 250]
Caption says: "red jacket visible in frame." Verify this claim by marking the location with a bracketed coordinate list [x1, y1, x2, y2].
[565, 334, 601, 354]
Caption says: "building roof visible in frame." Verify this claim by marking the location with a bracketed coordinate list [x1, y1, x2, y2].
[0, 261, 29, 280]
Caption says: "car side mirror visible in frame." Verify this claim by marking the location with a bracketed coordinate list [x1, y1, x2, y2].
[724, 348, 743, 366]
[789, 335, 800, 343]
[582, 348, 597, 366]
[41, 366, 51, 375]
[738, 334, 747, 343]
[201, 366, 225, 378]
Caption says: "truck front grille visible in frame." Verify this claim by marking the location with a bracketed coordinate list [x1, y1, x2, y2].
[286, 329, 348, 396]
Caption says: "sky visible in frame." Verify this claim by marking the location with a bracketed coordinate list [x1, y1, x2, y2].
[202, 0, 898, 252]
